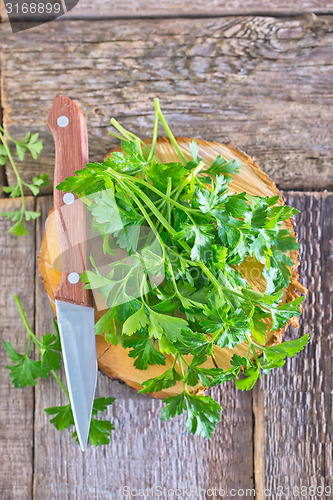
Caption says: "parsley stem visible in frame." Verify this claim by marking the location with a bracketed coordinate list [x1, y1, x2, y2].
[120, 178, 177, 237]
[251, 340, 266, 351]
[178, 355, 187, 390]
[117, 179, 184, 302]
[110, 118, 138, 143]
[107, 268, 136, 307]
[118, 178, 196, 259]
[144, 174, 171, 251]
[118, 179, 166, 249]
[154, 98, 187, 165]
[109, 130, 127, 142]
[166, 177, 172, 225]
[246, 342, 251, 359]
[245, 332, 260, 366]
[51, 370, 70, 398]
[172, 161, 205, 203]
[108, 167, 200, 214]
[0, 127, 19, 145]
[110, 119, 153, 161]
[190, 262, 223, 299]
[171, 355, 178, 369]
[14, 295, 40, 346]
[180, 355, 191, 368]
[0, 132, 25, 220]
[166, 256, 183, 300]
[147, 100, 159, 162]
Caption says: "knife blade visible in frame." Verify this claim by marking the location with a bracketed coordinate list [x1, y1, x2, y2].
[47, 94, 97, 451]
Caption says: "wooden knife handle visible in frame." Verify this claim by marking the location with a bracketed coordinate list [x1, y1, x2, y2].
[47, 94, 93, 308]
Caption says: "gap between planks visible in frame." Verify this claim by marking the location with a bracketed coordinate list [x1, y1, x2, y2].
[0, 47, 7, 195]
[2, 11, 333, 23]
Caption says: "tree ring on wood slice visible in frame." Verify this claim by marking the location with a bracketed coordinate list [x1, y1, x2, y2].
[39, 137, 307, 398]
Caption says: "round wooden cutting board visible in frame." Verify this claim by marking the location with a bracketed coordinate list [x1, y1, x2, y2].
[39, 138, 306, 398]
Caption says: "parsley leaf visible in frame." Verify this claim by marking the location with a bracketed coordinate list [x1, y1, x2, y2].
[206, 157, 241, 178]
[186, 364, 224, 387]
[174, 224, 214, 262]
[4, 342, 49, 387]
[148, 310, 188, 342]
[73, 397, 115, 446]
[45, 403, 74, 430]
[40, 332, 62, 371]
[161, 392, 187, 420]
[264, 334, 310, 363]
[185, 393, 221, 438]
[270, 296, 304, 331]
[46, 397, 115, 446]
[201, 299, 250, 349]
[122, 331, 166, 370]
[139, 367, 181, 393]
[235, 366, 260, 391]
[123, 306, 149, 336]
[95, 309, 119, 344]
[161, 391, 222, 439]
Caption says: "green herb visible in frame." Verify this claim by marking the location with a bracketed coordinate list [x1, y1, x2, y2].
[0, 128, 49, 236]
[57, 98, 309, 438]
[4, 296, 114, 447]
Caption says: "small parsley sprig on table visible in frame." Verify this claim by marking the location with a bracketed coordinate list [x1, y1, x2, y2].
[4, 296, 115, 446]
[0, 127, 49, 236]
[57, 98, 309, 439]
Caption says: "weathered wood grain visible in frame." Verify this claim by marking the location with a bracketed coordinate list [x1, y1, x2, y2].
[206, 386, 254, 493]
[0, 197, 36, 500]
[34, 194, 254, 498]
[1, 14, 332, 192]
[259, 191, 333, 496]
[1, 0, 332, 23]
[253, 384, 265, 500]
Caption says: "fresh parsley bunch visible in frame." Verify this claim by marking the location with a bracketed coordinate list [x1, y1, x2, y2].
[0, 128, 49, 236]
[57, 98, 309, 439]
[4, 296, 114, 446]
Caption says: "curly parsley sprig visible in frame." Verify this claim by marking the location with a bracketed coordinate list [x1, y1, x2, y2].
[57, 98, 309, 438]
[4, 296, 115, 447]
[0, 127, 49, 236]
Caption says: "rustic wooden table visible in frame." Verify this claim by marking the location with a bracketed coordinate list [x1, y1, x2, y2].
[0, 2, 332, 499]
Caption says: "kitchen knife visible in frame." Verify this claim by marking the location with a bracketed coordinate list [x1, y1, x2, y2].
[47, 94, 97, 451]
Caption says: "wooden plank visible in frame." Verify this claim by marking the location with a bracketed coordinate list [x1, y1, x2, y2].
[206, 386, 254, 492]
[253, 384, 265, 500]
[0, 197, 36, 500]
[34, 194, 253, 498]
[257, 191, 333, 495]
[1, 14, 332, 192]
[1, 0, 332, 22]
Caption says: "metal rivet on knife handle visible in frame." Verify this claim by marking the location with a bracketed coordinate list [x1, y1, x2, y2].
[57, 115, 69, 128]
[68, 272, 80, 284]
[63, 192, 75, 205]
